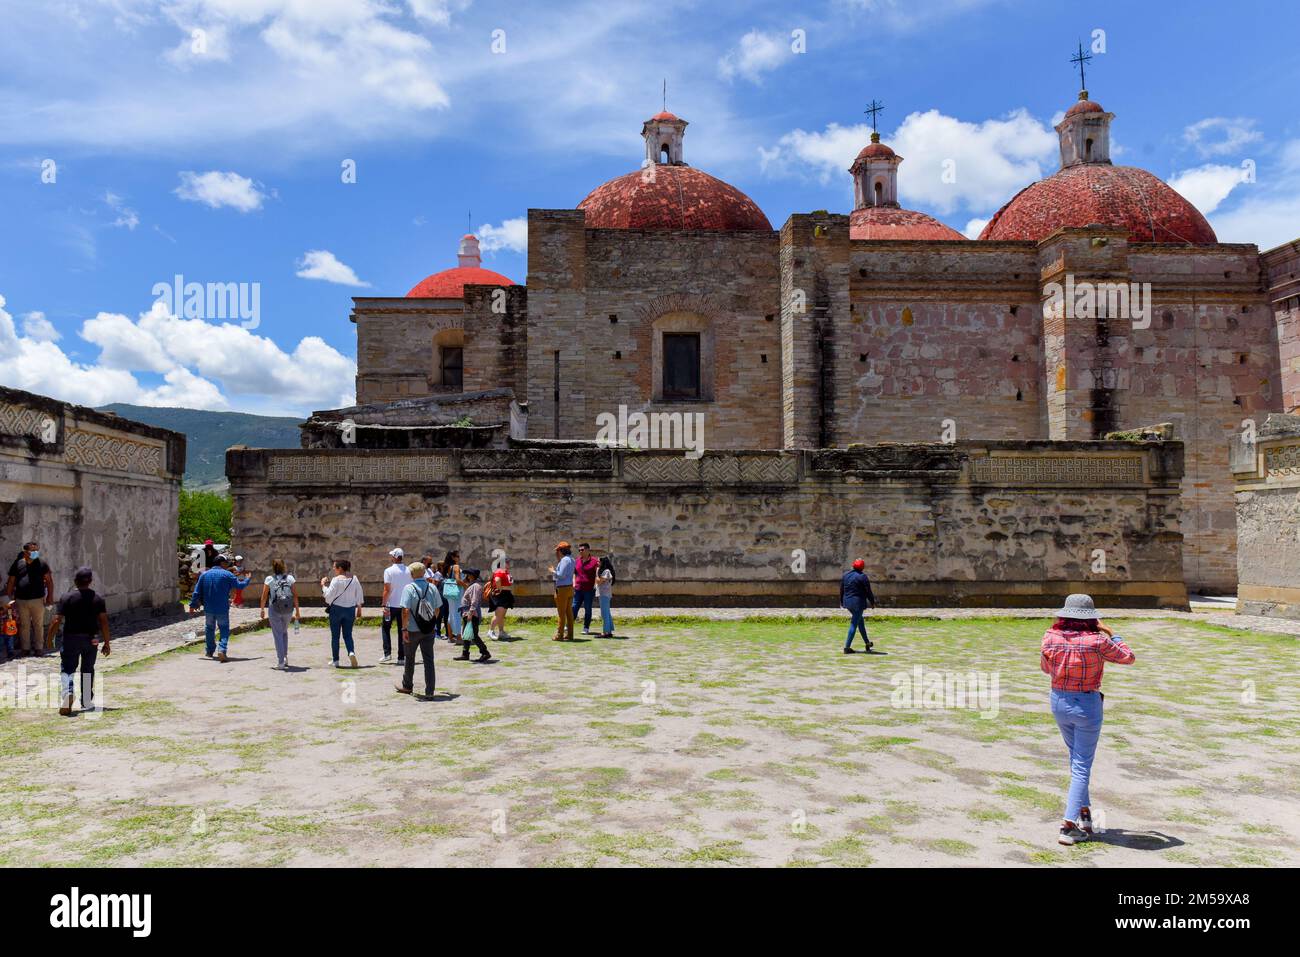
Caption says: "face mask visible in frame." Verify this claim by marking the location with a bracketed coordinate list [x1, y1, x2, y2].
[28, 551, 39, 560]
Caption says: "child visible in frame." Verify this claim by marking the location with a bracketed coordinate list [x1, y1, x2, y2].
[456, 569, 493, 663]
[231, 554, 246, 608]
[597, 556, 616, 639]
[442, 568, 463, 645]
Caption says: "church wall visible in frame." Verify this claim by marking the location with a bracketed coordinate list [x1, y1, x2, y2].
[526, 210, 782, 449]
[842, 239, 1044, 444]
[1233, 418, 1300, 618]
[227, 441, 1187, 610]
[1263, 240, 1300, 413]
[463, 285, 528, 396]
[352, 298, 467, 405]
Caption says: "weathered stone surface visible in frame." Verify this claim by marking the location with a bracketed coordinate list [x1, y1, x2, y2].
[229, 442, 1187, 610]
[0, 386, 184, 620]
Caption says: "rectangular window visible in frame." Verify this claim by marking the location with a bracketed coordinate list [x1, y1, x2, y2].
[663, 333, 701, 400]
[440, 346, 463, 390]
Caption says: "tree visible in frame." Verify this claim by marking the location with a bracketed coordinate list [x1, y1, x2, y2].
[178, 488, 232, 547]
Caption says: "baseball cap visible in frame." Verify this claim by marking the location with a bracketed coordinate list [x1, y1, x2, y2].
[390, 547, 404, 558]
[852, 559, 865, 571]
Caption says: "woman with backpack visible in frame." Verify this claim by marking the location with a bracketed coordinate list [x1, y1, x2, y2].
[395, 562, 440, 699]
[259, 558, 301, 670]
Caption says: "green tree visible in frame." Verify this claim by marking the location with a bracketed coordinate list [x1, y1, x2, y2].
[178, 487, 232, 547]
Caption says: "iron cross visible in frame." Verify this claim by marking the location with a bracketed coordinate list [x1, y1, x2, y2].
[864, 99, 884, 132]
[1071, 41, 1092, 92]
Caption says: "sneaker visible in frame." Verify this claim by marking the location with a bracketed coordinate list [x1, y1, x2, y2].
[348, 652, 358, 668]
[582, 628, 591, 635]
[476, 653, 493, 664]
[330, 659, 340, 668]
[843, 647, 859, 654]
[1078, 807, 1094, 835]
[1058, 823, 1089, 846]
[380, 654, 392, 663]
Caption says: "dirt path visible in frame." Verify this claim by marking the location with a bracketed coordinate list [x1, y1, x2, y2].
[1, 615, 1295, 867]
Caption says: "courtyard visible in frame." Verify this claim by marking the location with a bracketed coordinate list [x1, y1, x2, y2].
[1, 613, 1296, 867]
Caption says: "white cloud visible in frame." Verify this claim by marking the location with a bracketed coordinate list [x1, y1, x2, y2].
[1169, 163, 1249, 216]
[175, 171, 268, 212]
[103, 191, 140, 229]
[1183, 117, 1262, 159]
[0, 293, 355, 415]
[718, 30, 791, 84]
[963, 218, 989, 240]
[1209, 138, 1300, 250]
[764, 108, 1058, 215]
[477, 218, 528, 254]
[20, 311, 59, 342]
[296, 250, 370, 287]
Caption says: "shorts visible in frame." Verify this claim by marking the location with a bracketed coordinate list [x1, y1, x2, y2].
[488, 590, 515, 611]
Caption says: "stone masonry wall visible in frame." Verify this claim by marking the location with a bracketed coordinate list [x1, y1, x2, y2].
[1233, 420, 1300, 618]
[227, 440, 1187, 610]
[0, 386, 185, 620]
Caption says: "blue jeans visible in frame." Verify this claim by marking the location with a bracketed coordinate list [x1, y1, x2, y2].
[599, 593, 613, 635]
[572, 588, 595, 631]
[328, 605, 357, 661]
[845, 608, 869, 649]
[1050, 689, 1104, 821]
[204, 609, 231, 655]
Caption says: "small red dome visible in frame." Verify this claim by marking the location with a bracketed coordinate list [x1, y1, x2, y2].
[850, 206, 965, 241]
[855, 141, 897, 161]
[1065, 97, 1106, 117]
[579, 165, 772, 231]
[650, 111, 680, 121]
[406, 266, 515, 299]
[978, 164, 1217, 244]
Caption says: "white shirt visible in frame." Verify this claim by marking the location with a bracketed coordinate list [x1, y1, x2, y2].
[383, 562, 414, 608]
[323, 574, 364, 608]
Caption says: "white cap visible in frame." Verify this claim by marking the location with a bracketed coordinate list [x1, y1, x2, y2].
[390, 548, 404, 558]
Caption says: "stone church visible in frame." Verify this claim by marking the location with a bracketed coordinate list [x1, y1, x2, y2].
[231, 87, 1299, 604]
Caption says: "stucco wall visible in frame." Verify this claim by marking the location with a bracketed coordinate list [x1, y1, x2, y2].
[0, 386, 185, 619]
[227, 440, 1187, 610]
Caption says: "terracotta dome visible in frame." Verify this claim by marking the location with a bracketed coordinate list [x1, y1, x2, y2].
[854, 141, 897, 161]
[978, 164, 1217, 244]
[406, 233, 516, 298]
[579, 165, 772, 231]
[849, 206, 964, 241]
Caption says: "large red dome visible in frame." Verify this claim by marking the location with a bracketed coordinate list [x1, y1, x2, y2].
[978, 164, 1217, 244]
[850, 206, 965, 241]
[578, 165, 772, 231]
[406, 266, 515, 298]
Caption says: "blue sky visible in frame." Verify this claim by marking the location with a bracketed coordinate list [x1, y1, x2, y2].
[2, 0, 1298, 416]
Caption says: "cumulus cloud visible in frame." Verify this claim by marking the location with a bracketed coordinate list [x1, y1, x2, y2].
[718, 30, 792, 83]
[103, 191, 140, 229]
[296, 250, 370, 287]
[1183, 117, 1263, 159]
[477, 218, 528, 254]
[20, 311, 59, 342]
[763, 108, 1057, 215]
[1209, 138, 1300, 250]
[1169, 163, 1250, 216]
[963, 218, 989, 240]
[175, 171, 268, 212]
[0, 293, 355, 414]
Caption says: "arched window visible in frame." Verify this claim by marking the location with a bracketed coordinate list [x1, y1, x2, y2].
[873, 180, 883, 206]
[1085, 138, 1093, 161]
[660, 144, 671, 163]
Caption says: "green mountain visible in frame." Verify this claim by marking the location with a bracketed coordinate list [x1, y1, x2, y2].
[97, 404, 303, 490]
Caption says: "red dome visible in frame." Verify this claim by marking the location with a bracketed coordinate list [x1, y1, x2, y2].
[406, 266, 515, 298]
[579, 165, 772, 231]
[850, 206, 965, 241]
[978, 164, 1217, 244]
[650, 110, 680, 121]
[855, 141, 897, 161]
[1065, 98, 1106, 117]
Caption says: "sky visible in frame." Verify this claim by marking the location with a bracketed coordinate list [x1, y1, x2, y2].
[1, 0, 1298, 417]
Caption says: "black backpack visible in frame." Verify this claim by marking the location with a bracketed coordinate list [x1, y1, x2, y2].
[411, 581, 438, 633]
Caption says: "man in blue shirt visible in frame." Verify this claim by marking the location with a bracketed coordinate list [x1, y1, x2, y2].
[189, 555, 251, 662]
[839, 558, 877, 654]
[548, 541, 576, 641]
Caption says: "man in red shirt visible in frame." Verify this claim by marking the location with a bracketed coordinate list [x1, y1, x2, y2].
[570, 543, 601, 636]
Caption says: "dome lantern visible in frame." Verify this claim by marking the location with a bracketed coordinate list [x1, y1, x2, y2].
[1057, 91, 1114, 168]
[850, 131, 902, 210]
[457, 233, 482, 269]
[643, 111, 688, 166]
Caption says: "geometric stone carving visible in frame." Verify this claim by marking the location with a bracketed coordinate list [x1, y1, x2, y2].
[970, 455, 1143, 485]
[64, 428, 163, 476]
[625, 453, 798, 485]
[267, 453, 450, 484]
[0, 401, 54, 441]
[1264, 443, 1300, 477]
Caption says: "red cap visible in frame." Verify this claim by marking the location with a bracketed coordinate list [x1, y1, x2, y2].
[204, 539, 214, 546]
[852, 559, 865, 571]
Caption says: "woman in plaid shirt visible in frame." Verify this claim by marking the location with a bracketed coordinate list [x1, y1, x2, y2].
[1040, 593, 1136, 846]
